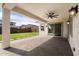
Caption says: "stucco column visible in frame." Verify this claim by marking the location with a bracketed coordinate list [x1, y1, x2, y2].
[2, 7, 10, 49]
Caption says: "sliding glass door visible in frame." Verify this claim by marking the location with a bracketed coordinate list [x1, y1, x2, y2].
[48, 23, 61, 36]
[55, 24, 61, 36]
[48, 24, 55, 36]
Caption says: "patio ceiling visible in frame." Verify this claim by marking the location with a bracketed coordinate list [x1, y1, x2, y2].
[0, 3, 78, 23]
[12, 6, 47, 23]
[15, 3, 76, 23]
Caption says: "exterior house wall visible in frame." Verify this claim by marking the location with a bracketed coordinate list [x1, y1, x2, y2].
[62, 4, 79, 56]
[63, 21, 68, 38]
[68, 4, 79, 56]
[69, 12, 79, 56]
[39, 22, 48, 37]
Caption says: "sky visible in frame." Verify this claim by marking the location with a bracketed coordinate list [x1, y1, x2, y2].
[0, 9, 39, 26]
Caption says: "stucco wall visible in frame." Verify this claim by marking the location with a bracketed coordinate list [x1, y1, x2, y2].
[39, 22, 48, 37]
[39, 22, 48, 36]
[63, 21, 68, 38]
[69, 4, 79, 56]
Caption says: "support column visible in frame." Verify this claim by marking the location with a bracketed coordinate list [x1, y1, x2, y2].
[2, 7, 10, 49]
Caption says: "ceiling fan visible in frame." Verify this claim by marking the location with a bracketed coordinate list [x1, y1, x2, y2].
[46, 11, 59, 19]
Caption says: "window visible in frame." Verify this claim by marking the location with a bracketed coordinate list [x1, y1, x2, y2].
[41, 26, 44, 31]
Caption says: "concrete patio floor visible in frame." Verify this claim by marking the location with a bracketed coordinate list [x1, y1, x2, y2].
[0, 36, 73, 56]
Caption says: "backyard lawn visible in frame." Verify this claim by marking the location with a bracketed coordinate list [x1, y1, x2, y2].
[0, 32, 38, 41]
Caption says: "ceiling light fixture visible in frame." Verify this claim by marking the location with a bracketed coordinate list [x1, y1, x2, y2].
[67, 20, 70, 24]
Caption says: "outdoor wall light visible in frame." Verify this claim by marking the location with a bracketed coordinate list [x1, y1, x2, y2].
[67, 20, 70, 24]
[69, 5, 78, 16]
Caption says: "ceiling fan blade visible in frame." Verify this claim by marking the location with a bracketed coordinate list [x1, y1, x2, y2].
[53, 15, 59, 17]
[51, 12, 54, 15]
[52, 15, 58, 18]
[54, 15, 59, 16]
[54, 16, 58, 18]
[46, 11, 59, 19]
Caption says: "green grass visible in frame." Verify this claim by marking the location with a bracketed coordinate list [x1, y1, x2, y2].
[0, 32, 38, 41]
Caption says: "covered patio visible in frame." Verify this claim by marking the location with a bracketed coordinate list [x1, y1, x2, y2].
[0, 3, 79, 56]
